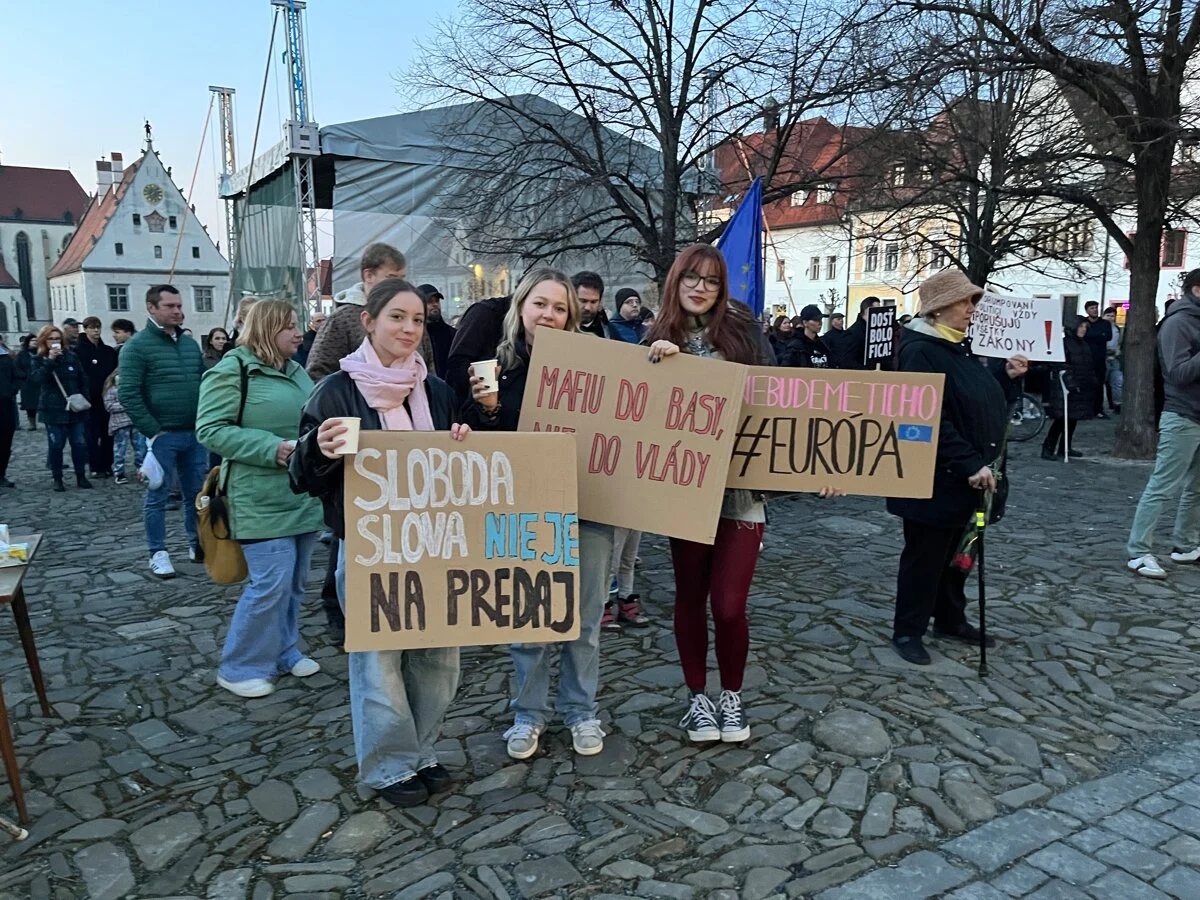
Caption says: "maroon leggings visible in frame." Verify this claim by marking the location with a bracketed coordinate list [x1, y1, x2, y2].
[669, 518, 764, 693]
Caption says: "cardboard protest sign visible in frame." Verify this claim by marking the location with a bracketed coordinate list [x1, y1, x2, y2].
[970, 292, 1064, 362]
[865, 306, 899, 365]
[727, 367, 945, 498]
[519, 329, 746, 544]
[343, 432, 580, 651]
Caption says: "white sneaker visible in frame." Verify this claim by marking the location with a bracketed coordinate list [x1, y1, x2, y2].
[1129, 555, 1167, 579]
[216, 676, 275, 698]
[1171, 547, 1200, 564]
[149, 551, 176, 579]
[503, 722, 544, 760]
[290, 658, 320, 677]
[570, 720, 606, 756]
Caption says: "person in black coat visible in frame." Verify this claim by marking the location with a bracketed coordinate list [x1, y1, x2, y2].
[29, 325, 92, 492]
[16, 334, 39, 430]
[782, 305, 831, 368]
[768, 315, 794, 359]
[1042, 316, 1100, 460]
[1082, 300, 1112, 418]
[841, 296, 880, 370]
[74, 316, 119, 477]
[0, 339, 18, 487]
[417, 284, 458, 376]
[886, 269, 1028, 666]
[445, 295, 511, 404]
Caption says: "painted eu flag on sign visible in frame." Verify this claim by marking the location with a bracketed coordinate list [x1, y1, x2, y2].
[898, 424, 934, 443]
[716, 176, 764, 317]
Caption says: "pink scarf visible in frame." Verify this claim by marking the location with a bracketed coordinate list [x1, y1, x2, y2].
[339, 338, 434, 432]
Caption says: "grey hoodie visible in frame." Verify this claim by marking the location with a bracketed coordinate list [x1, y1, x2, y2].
[1159, 298, 1200, 424]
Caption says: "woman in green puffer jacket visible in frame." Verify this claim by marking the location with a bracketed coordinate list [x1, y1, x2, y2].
[196, 300, 325, 700]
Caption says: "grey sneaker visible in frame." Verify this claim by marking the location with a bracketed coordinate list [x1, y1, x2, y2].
[570, 720, 606, 756]
[680, 693, 720, 742]
[718, 689, 750, 742]
[503, 722, 543, 760]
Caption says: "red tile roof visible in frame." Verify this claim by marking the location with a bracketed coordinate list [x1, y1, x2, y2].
[0, 256, 17, 288]
[48, 158, 143, 279]
[0, 165, 88, 224]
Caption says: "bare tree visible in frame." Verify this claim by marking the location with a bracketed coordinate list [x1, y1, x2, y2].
[902, 0, 1200, 458]
[400, 0, 871, 284]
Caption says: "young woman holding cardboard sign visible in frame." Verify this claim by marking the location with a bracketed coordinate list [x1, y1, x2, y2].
[290, 277, 470, 808]
[465, 268, 617, 762]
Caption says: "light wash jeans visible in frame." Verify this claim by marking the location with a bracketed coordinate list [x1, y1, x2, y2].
[145, 431, 208, 553]
[111, 426, 147, 477]
[1107, 358, 1124, 408]
[219, 533, 319, 682]
[610, 527, 642, 597]
[336, 545, 460, 788]
[510, 520, 614, 728]
[1127, 412, 1200, 557]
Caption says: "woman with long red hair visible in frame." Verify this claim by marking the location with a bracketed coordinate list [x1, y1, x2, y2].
[645, 244, 776, 743]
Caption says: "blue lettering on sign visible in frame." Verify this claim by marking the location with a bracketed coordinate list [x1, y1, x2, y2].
[898, 424, 933, 443]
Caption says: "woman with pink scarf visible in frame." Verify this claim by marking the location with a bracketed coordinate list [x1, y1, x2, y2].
[290, 278, 470, 807]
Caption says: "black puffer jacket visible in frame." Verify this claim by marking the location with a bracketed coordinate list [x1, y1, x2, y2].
[288, 370, 459, 538]
[31, 352, 90, 427]
[445, 296, 511, 404]
[1046, 331, 1099, 421]
[886, 322, 1008, 528]
[460, 338, 532, 433]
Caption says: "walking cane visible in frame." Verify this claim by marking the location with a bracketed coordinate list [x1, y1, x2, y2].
[0, 812, 28, 841]
[976, 501, 989, 678]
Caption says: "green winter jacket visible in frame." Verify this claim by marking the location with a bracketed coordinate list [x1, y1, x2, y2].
[195, 346, 324, 540]
[117, 319, 205, 437]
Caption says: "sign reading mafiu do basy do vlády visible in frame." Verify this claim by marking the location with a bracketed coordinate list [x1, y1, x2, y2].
[342, 431, 580, 651]
[727, 367, 945, 498]
[518, 328, 748, 545]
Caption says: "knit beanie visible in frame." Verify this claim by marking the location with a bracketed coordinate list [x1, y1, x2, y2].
[613, 287, 641, 314]
[918, 269, 984, 317]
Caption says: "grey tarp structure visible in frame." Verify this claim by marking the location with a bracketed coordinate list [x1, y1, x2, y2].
[227, 95, 690, 317]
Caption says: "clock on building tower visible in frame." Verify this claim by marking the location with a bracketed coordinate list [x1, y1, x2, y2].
[143, 183, 164, 205]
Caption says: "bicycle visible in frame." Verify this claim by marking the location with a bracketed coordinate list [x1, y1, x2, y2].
[1007, 390, 1046, 442]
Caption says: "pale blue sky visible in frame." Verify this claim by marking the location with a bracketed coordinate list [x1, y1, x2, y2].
[0, 0, 449, 252]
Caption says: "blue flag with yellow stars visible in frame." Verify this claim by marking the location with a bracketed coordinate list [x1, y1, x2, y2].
[716, 176, 764, 317]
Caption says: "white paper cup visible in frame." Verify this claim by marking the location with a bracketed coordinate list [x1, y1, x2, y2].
[471, 359, 500, 394]
[335, 417, 361, 455]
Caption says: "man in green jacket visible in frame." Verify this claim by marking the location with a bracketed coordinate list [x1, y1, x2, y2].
[118, 285, 207, 579]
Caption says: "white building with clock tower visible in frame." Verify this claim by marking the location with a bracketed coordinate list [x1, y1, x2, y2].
[48, 128, 230, 337]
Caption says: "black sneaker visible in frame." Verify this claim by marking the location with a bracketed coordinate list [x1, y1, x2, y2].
[892, 635, 931, 666]
[325, 607, 346, 647]
[1041, 448, 1058, 461]
[52, 478, 65, 493]
[1068, 449, 1083, 459]
[0, 478, 13, 488]
[114, 474, 128, 485]
[933, 622, 996, 648]
[377, 776, 429, 807]
[417, 764, 454, 794]
[679, 693, 720, 742]
[717, 690, 750, 742]
[76, 475, 93, 489]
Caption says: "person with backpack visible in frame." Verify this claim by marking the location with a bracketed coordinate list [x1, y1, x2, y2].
[196, 299, 325, 699]
[1126, 269, 1200, 579]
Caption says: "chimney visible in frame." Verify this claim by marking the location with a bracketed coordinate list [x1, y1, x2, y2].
[96, 159, 113, 197]
[111, 152, 124, 180]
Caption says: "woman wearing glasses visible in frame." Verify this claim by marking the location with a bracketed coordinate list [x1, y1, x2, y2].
[644, 244, 779, 743]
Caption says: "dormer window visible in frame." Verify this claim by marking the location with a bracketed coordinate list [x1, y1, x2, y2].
[890, 164, 906, 186]
[169, 215, 178, 229]
[146, 211, 165, 233]
[790, 190, 808, 207]
[132, 214, 141, 227]
[816, 184, 835, 204]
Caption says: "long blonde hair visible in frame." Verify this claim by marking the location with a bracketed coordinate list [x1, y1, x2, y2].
[238, 299, 297, 369]
[497, 268, 579, 370]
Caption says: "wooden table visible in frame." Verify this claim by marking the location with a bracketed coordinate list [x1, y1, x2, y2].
[0, 534, 51, 825]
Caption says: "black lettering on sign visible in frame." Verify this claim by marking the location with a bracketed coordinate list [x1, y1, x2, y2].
[370, 572, 426, 633]
[552, 572, 576, 634]
[446, 569, 468, 625]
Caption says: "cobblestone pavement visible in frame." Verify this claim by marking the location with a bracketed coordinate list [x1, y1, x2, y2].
[2, 418, 1200, 899]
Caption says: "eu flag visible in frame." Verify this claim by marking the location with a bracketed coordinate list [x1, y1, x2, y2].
[717, 176, 764, 317]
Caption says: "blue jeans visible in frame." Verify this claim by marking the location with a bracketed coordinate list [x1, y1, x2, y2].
[112, 426, 147, 477]
[46, 420, 87, 480]
[219, 533, 319, 682]
[145, 431, 208, 553]
[336, 545, 460, 788]
[510, 520, 614, 727]
[1127, 412, 1200, 557]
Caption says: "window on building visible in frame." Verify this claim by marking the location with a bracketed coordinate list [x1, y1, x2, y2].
[930, 245, 949, 270]
[913, 247, 927, 273]
[169, 215, 178, 229]
[1163, 229, 1187, 267]
[107, 284, 129, 312]
[890, 164, 906, 187]
[192, 246, 200, 259]
[790, 190, 808, 207]
[147, 212, 165, 233]
[825, 256, 837, 280]
[776, 259, 786, 282]
[132, 214, 141, 227]
[115, 242, 124, 256]
[1182, 142, 1197, 163]
[70, 285, 77, 311]
[817, 183, 835, 204]
[864, 242, 879, 272]
[194, 286, 214, 313]
[884, 242, 900, 271]
[1066, 221, 1092, 257]
[15, 231, 33, 319]
[61, 233, 72, 251]
[154, 245, 163, 259]
[918, 164, 933, 181]
[0, 303, 7, 333]
[809, 257, 821, 280]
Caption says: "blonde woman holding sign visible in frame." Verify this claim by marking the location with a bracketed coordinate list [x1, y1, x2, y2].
[466, 268, 616, 761]
[290, 278, 470, 808]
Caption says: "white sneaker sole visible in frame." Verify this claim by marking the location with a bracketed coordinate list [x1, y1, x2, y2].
[1171, 555, 1200, 565]
[721, 726, 751, 742]
[217, 677, 275, 698]
[506, 734, 541, 760]
[151, 569, 176, 579]
[687, 728, 721, 742]
[290, 659, 321, 677]
[1129, 562, 1167, 579]
[573, 740, 604, 757]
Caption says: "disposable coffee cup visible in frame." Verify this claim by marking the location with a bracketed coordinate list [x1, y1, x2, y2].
[335, 417, 361, 455]
[471, 359, 500, 394]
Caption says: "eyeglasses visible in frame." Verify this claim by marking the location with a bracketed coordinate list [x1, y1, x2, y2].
[681, 271, 722, 291]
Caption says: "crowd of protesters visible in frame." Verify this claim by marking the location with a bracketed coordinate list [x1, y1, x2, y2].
[5, 238, 1199, 811]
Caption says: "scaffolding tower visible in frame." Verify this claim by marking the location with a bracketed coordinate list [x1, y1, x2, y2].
[208, 85, 237, 263]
